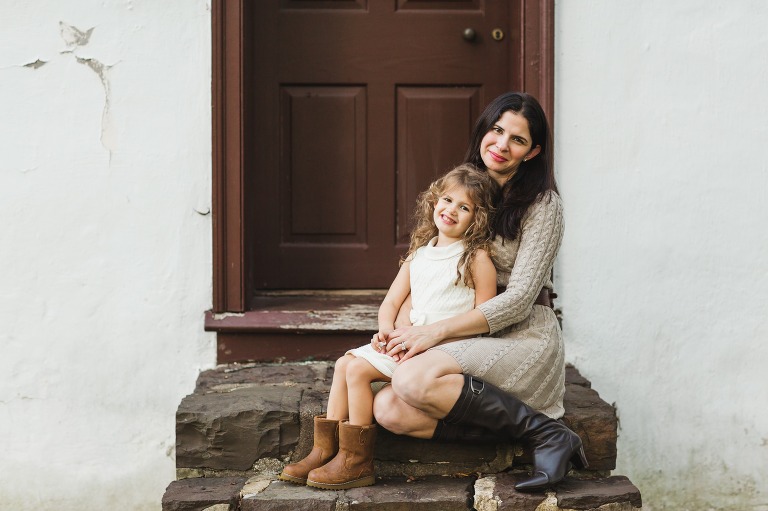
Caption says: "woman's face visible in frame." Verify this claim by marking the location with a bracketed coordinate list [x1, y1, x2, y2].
[480, 110, 541, 186]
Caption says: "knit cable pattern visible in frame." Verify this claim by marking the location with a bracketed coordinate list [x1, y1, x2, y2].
[477, 191, 565, 335]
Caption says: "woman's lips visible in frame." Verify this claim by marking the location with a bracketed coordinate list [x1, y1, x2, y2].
[488, 150, 507, 162]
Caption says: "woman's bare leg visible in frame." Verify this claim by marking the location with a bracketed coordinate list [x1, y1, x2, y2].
[373, 350, 464, 438]
[373, 386, 437, 438]
[345, 357, 389, 425]
[326, 354, 354, 421]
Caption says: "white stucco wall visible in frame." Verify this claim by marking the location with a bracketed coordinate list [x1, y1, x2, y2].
[555, 1, 768, 510]
[0, 2, 214, 510]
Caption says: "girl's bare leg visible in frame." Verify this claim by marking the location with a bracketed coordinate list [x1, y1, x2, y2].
[345, 357, 389, 425]
[326, 354, 354, 421]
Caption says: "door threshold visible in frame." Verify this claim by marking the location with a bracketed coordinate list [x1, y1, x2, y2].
[206, 290, 385, 363]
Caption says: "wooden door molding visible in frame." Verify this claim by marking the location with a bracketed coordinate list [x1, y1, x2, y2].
[211, 0, 555, 313]
[512, 0, 556, 119]
[212, 0, 247, 312]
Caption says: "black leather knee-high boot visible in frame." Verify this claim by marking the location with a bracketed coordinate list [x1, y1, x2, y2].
[432, 420, 497, 444]
[437, 374, 588, 491]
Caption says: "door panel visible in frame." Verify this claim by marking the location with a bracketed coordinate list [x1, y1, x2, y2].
[281, 86, 367, 242]
[247, 1, 511, 289]
[396, 87, 481, 245]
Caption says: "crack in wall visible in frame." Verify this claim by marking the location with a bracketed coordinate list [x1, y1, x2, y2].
[56, 21, 117, 159]
[74, 55, 116, 157]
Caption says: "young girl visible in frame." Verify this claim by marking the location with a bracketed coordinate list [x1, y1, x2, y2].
[279, 164, 498, 490]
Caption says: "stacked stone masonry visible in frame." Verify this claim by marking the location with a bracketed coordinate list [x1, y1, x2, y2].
[164, 362, 641, 510]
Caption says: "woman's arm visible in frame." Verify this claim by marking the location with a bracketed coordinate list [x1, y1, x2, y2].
[385, 249, 496, 361]
[385, 308, 490, 361]
[477, 192, 563, 334]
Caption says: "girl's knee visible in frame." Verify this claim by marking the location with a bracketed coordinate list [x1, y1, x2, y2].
[337, 353, 355, 367]
[346, 356, 378, 383]
[333, 354, 354, 377]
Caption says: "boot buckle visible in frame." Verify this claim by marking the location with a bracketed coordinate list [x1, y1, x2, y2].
[469, 377, 484, 395]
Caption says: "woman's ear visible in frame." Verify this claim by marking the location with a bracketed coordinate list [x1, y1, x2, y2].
[524, 145, 541, 162]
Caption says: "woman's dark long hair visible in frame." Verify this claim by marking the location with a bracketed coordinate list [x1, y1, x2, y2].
[464, 92, 557, 241]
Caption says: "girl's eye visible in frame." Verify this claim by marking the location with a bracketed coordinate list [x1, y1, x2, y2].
[442, 197, 451, 203]
[461, 205, 470, 212]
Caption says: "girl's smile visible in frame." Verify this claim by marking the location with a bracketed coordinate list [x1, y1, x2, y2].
[433, 186, 476, 245]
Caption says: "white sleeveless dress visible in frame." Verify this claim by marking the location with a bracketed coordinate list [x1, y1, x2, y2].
[347, 238, 476, 377]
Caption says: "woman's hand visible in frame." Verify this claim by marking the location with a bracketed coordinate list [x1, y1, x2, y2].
[385, 324, 443, 363]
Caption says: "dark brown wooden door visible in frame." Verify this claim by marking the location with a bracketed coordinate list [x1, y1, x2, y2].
[246, 0, 513, 290]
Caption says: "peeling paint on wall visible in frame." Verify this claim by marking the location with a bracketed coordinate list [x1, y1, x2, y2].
[23, 59, 48, 69]
[59, 21, 94, 49]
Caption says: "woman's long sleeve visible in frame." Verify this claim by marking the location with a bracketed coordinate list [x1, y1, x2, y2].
[477, 192, 564, 334]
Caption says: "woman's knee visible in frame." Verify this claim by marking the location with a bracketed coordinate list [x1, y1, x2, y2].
[391, 363, 434, 407]
[373, 387, 408, 435]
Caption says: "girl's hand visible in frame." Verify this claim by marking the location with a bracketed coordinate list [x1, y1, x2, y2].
[385, 324, 442, 363]
[370, 330, 392, 353]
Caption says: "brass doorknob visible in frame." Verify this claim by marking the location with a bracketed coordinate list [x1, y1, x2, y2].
[463, 28, 477, 42]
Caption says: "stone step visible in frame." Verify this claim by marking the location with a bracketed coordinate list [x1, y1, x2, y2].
[175, 362, 617, 479]
[162, 473, 642, 511]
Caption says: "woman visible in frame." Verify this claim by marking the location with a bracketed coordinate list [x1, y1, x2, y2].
[373, 92, 587, 492]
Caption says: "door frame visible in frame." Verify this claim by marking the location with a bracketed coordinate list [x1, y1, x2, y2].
[211, 0, 555, 313]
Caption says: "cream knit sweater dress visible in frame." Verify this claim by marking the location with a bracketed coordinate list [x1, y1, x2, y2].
[433, 191, 566, 418]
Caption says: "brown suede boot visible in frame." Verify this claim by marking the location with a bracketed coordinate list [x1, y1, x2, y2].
[278, 415, 339, 485]
[305, 421, 377, 490]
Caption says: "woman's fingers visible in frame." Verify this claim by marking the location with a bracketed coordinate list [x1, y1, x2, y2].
[386, 336, 408, 357]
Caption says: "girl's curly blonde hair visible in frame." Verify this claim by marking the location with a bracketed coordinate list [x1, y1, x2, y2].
[404, 164, 498, 288]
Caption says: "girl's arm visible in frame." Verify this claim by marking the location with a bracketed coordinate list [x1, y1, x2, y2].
[470, 248, 497, 306]
[384, 249, 497, 359]
[394, 293, 413, 328]
[372, 261, 411, 351]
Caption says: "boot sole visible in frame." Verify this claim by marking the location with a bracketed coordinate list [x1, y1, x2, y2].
[278, 473, 307, 485]
[306, 475, 375, 490]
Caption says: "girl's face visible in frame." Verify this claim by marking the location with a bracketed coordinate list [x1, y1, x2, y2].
[433, 185, 477, 245]
[480, 110, 541, 186]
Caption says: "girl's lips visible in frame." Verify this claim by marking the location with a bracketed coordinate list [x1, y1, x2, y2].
[440, 214, 456, 225]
